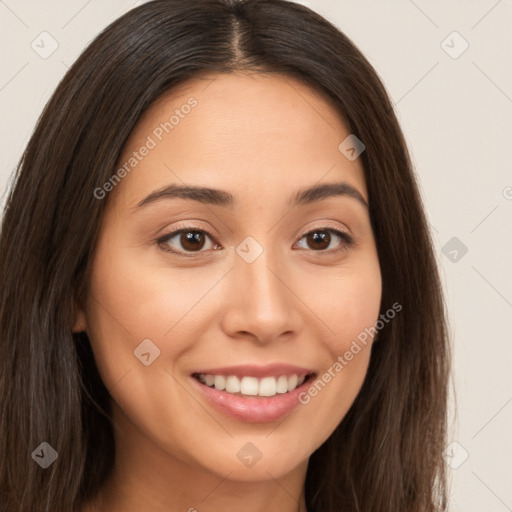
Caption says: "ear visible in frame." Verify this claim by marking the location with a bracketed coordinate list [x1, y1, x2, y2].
[72, 302, 88, 333]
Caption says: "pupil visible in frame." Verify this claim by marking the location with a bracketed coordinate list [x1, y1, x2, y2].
[308, 231, 330, 250]
[182, 231, 204, 251]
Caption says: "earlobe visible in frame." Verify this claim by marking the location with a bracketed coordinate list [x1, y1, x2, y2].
[72, 306, 88, 333]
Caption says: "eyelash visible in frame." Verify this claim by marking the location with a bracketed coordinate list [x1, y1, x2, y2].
[156, 224, 355, 258]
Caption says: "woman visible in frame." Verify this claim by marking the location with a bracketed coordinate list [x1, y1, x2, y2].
[0, 1, 451, 511]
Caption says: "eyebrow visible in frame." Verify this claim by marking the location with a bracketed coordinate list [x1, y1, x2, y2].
[135, 181, 369, 210]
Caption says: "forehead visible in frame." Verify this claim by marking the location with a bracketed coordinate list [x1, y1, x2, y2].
[110, 72, 368, 210]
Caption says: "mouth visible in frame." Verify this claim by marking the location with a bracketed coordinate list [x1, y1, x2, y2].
[189, 365, 317, 423]
[192, 372, 316, 397]
[191, 371, 317, 398]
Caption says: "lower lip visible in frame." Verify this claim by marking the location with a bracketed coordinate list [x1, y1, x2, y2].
[190, 375, 315, 423]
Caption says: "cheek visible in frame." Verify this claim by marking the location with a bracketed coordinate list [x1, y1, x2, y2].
[83, 242, 164, 382]
[84, 239, 227, 397]
[292, 253, 381, 438]
[83, 250, 208, 452]
[326, 257, 381, 380]
[296, 250, 382, 350]
[88, 236, 193, 330]
[335, 266, 382, 347]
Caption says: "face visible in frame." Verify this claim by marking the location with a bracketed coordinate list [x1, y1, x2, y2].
[75, 72, 382, 484]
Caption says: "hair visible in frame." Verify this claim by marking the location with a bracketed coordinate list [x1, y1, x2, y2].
[0, 0, 452, 510]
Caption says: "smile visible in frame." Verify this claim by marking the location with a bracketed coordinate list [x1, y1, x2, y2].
[193, 372, 314, 397]
[190, 364, 317, 423]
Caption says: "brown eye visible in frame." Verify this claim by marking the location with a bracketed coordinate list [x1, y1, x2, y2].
[295, 228, 354, 253]
[305, 231, 331, 250]
[158, 228, 218, 255]
[179, 231, 207, 251]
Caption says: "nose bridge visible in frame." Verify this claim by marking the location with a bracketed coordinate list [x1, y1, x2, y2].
[223, 236, 297, 340]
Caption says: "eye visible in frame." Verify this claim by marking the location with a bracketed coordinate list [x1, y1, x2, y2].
[294, 227, 354, 253]
[157, 226, 219, 256]
[157, 224, 354, 257]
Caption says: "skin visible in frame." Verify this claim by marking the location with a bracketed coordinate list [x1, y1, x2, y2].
[76, 72, 382, 512]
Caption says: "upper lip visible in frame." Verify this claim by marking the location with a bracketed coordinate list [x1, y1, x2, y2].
[191, 363, 316, 379]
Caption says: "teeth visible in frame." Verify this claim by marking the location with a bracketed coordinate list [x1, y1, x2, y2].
[240, 376, 259, 395]
[214, 375, 226, 390]
[259, 376, 277, 397]
[196, 373, 309, 397]
[225, 375, 241, 393]
[287, 374, 298, 392]
[276, 375, 288, 393]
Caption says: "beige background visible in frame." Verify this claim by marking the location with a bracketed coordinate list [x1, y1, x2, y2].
[1, 0, 511, 510]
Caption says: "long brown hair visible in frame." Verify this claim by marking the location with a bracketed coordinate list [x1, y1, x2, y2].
[0, 1, 452, 510]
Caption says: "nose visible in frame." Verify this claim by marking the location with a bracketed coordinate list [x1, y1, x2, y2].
[219, 243, 302, 344]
